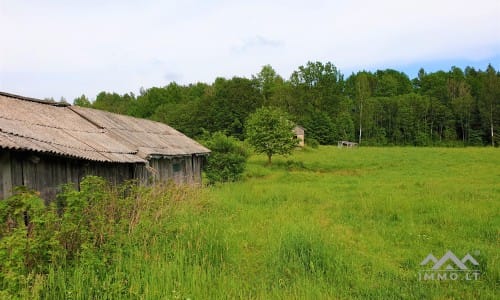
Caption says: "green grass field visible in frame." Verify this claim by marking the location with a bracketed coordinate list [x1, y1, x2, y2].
[40, 147, 499, 299]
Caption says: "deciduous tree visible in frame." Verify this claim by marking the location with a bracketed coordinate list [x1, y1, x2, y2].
[245, 107, 297, 164]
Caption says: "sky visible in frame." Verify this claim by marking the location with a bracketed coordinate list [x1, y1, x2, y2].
[1, 0, 499, 101]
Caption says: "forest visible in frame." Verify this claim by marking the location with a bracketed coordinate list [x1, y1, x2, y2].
[73, 62, 500, 147]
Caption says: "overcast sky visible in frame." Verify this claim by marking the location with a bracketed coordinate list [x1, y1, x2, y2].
[1, 0, 499, 101]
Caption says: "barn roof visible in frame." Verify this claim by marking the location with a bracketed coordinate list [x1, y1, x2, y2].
[0, 91, 210, 163]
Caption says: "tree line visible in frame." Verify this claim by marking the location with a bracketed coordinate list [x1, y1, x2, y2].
[74, 62, 500, 146]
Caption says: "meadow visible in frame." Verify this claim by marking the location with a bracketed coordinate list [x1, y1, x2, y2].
[5, 147, 500, 299]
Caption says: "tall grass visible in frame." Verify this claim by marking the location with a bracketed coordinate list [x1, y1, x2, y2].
[1, 147, 498, 299]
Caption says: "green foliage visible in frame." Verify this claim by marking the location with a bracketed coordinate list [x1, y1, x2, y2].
[206, 77, 263, 139]
[73, 94, 91, 107]
[253, 64, 283, 104]
[202, 132, 250, 184]
[415, 70, 450, 102]
[93, 91, 136, 115]
[302, 111, 336, 145]
[374, 69, 413, 97]
[0, 176, 151, 298]
[39, 184, 210, 300]
[132, 84, 182, 118]
[477, 65, 500, 146]
[305, 137, 319, 148]
[73, 61, 499, 147]
[56, 176, 119, 259]
[245, 107, 298, 164]
[290, 61, 344, 116]
[0, 187, 60, 295]
[335, 111, 355, 141]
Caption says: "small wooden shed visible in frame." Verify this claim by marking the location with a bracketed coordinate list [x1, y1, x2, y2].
[337, 141, 358, 148]
[0, 92, 210, 200]
[293, 125, 305, 147]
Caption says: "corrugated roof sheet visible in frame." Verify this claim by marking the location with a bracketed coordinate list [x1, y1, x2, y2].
[70, 106, 210, 158]
[0, 92, 210, 163]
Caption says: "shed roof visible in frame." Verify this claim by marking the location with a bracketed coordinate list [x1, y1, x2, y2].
[0, 92, 210, 163]
[293, 125, 305, 135]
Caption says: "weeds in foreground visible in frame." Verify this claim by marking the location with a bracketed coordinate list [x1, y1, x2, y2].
[0, 176, 200, 299]
[0, 147, 498, 299]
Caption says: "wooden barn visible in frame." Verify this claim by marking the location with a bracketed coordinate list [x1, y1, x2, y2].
[0, 92, 210, 201]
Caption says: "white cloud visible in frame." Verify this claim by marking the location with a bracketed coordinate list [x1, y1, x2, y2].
[1, 0, 499, 100]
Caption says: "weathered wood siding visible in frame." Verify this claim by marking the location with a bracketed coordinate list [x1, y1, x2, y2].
[0, 150, 205, 201]
[147, 155, 204, 185]
[0, 150, 11, 199]
[191, 155, 204, 184]
[1, 150, 137, 201]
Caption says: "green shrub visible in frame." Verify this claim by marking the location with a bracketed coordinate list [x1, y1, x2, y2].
[0, 177, 139, 297]
[202, 132, 250, 184]
[0, 175, 210, 298]
[0, 187, 60, 295]
[306, 137, 320, 148]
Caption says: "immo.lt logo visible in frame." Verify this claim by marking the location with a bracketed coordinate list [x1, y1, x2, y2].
[419, 250, 480, 281]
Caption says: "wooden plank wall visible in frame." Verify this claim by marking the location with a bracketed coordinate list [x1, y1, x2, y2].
[5, 151, 138, 201]
[7, 151, 75, 201]
[192, 155, 204, 184]
[0, 150, 12, 199]
[133, 164, 149, 185]
[172, 157, 186, 184]
[1, 150, 206, 201]
[148, 155, 203, 185]
[148, 158, 169, 184]
[81, 161, 134, 186]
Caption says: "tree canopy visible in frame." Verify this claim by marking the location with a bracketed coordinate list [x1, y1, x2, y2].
[72, 61, 500, 147]
[245, 107, 298, 164]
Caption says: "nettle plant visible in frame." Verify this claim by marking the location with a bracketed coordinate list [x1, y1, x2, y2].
[0, 187, 60, 293]
[0, 176, 135, 295]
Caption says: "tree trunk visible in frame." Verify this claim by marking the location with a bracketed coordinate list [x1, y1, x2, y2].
[267, 153, 272, 165]
[359, 101, 363, 145]
[491, 104, 494, 147]
[491, 124, 494, 147]
[430, 120, 433, 141]
[461, 120, 465, 143]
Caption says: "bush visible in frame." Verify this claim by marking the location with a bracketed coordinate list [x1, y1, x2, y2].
[202, 132, 250, 184]
[306, 137, 320, 149]
[0, 177, 200, 298]
[0, 187, 60, 295]
[0, 177, 124, 296]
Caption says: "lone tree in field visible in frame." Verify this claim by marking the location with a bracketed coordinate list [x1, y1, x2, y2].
[245, 107, 298, 164]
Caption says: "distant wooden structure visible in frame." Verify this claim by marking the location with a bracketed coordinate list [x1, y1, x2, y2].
[293, 125, 305, 147]
[337, 141, 358, 148]
[0, 91, 210, 201]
